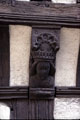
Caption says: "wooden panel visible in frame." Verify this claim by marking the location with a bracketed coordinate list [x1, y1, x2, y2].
[38, 100, 46, 119]
[0, 25, 10, 86]
[14, 99, 54, 119]
[16, 99, 29, 119]
[28, 100, 54, 119]
[10, 100, 17, 119]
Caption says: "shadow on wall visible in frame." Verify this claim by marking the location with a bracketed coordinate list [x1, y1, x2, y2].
[0, 103, 10, 119]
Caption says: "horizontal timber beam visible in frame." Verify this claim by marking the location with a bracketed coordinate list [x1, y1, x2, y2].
[0, 87, 80, 99]
[0, 87, 28, 99]
[55, 87, 80, 98]
[0, 1, 79, 27]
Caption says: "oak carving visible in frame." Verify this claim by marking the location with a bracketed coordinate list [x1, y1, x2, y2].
[30, 31, 59, 88]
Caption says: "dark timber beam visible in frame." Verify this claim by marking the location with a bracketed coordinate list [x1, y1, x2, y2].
[55, 87, 80, 97]
[0, 87, 80, 99]
[0, 1, 79, 27]
[0, 87, 28, 99]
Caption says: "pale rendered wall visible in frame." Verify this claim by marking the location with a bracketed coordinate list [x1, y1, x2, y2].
[52, 0, 76, 3]
[55, 28, 80, 86]
[0, 103, 10, 119]
[54, 28, 80, 119]
[54, 98, 80, 119]
[10, 25, 32, 86]
[17, 0, 76, 3]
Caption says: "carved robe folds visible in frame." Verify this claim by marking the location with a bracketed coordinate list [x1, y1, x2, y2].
[29, 26, 60, 99]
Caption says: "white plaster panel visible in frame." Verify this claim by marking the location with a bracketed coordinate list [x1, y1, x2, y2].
[10, 25, 32, 86]
[54, 98, 80, 119]
[17, 0, 76, 3]
[52, 0, 76, 3]
[55, 28, 80, 86]
[0, 103, 10, 119]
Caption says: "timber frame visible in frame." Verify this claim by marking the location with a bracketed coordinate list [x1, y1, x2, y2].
[0, 0, 80, 119]
[0, 86, 80, 100]
[0, 0, 79, 27]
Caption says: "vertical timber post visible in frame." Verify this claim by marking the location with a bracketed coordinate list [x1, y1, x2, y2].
[29, 26, 60, 119]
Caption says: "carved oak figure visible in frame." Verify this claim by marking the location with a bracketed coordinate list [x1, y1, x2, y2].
[30, 61, 55, 88]
[30, 32, 59, 88]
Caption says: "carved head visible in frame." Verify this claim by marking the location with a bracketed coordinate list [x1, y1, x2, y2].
[30, 61, 55, 77]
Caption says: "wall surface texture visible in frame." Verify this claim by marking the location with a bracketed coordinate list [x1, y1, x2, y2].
[54, 98, 80, 119]
[10, 25, 32, 86]
[55, 28, 80, 86]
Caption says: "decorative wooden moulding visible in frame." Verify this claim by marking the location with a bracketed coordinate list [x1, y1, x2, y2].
[56, 87, 80, 98]
[0, 0, 79, 27]
[29, 26, 60, 99]
[0, 87, 28, 100]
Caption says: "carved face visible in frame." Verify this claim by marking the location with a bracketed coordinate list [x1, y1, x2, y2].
[36, 62, 50, 80]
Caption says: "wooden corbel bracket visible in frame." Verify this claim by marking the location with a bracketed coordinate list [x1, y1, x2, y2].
[29, 26, 60, 99]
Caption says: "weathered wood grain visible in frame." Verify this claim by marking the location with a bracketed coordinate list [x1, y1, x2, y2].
[56, 87, 80, 97]
[0, 25, 9, 86]
[0, 87, 28, 99]
[0, 1, 79, 27]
